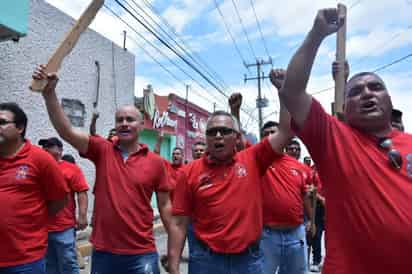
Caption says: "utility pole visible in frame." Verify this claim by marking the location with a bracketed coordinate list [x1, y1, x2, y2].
[244, 58, 272, 140]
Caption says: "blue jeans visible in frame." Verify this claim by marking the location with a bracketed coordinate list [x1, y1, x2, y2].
[91, 250, 160, 274]
[46, 227, 79, 274]
[187, 222, 195, 257]
[260, 224, 307, 274]
[0, 258, 45, 274]
[189, 236, 264, 274]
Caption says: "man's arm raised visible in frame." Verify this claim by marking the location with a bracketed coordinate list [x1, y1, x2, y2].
[279, 8, 343, 129]
[267, 68, 294, 154]
[33, 65, 90, 154]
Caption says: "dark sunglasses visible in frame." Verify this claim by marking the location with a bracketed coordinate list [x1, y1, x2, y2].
[0, 119, 15, 126]
[378, 138, 403, 169]
[286, 147, 301, 152]
[206, 127, 235, 137]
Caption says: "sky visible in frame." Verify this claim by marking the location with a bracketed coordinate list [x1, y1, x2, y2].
[46, 0, 412, 137]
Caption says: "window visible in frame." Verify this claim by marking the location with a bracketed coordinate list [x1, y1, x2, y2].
[61, 98, 86, 127]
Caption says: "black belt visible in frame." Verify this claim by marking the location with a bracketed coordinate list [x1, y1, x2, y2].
[196, 237, 260, 256]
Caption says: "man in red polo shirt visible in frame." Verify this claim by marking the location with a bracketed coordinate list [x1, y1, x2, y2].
[0, 102, 68, 274]
[167, 97, 294, 274]
[258, 69, 314, 274]
[33, 66, 172, 274]
[279, 8, 412, 274]
[38, 137, 89, 274]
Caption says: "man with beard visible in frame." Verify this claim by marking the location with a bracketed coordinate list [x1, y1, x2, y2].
[33, 65, 172, 274]
[279, 8, 412, 274]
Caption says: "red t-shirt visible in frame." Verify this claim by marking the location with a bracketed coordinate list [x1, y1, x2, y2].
[262, 155, 308, 227]
[81, 136, 169, 254]
[48, 161, 89, 232]
[163, 160, 183, 202]
[173, 138, 280, 253]
[292, 98, 412, 274]
[0, 141, 69, 267]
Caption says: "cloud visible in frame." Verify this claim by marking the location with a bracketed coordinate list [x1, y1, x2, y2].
[161, 0, 212, 33]
[347, 27, 412, 58]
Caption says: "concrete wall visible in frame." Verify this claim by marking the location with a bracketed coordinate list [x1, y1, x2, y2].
[0, 0, 135, 215]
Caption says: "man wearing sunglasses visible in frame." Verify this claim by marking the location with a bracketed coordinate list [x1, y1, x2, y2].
[33, 66, 173, 274]
[168, 94, 293, 274]
[279, 8, 412, 274]
[0, 103, 69, 274]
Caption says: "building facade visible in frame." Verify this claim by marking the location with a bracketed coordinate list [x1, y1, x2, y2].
[0, 0, 135, 214]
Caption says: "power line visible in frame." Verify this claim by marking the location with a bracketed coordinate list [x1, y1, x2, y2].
[352, 24, 412, 69]
[310, 51, 412, 95]
[106, 2, 259, 122]
[137, 0, 258, 119]
[127, 0, 232, 94]
[213, 0, 249, 68]
[113, 0, 231, 99]
[231, 0, 258, 60]
[249, 0, 271, 59]
[372, 52, 412, 72]
[107, 6, 227, 110]
[348, 0, 362, 10]
[104, 4, 212, 97]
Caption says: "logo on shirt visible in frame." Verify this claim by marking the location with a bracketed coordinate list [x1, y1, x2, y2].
[235, 163, 248, 178]
[290, 169, 299, 176]
[16, 165, 29, 180]
[198, 173, 213, 190]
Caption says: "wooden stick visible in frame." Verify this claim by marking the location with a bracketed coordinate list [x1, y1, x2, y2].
[30, 0, 104, 92]
[334, 3, 347, 115]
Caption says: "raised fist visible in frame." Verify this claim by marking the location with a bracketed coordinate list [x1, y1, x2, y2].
[269, 68, 286, 90]
[313, 8, 344, 39]
[229, 93, 243, 111]
[32, 65, 59, 94]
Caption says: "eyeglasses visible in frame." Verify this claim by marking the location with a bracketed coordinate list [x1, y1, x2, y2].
[378, 138, 403, 169]
[286, 147, 301, 152]
[0, 119, 15, 126]
[206, 127, 235, 137]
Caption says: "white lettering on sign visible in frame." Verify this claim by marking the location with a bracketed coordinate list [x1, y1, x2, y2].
[153, 110, 177, 129]
[189, 113, 199, 129]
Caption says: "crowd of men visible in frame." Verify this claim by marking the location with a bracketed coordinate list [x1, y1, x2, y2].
[1, 7, 411, 274]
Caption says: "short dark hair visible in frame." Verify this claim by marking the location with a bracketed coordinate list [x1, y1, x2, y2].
[193, 141, 206, 147]
[392, 108, 402, 119]
[262, 121, 279, 131]
[345, 72, 386, 96]
[173, 147, 184, 154]
[62, 154, 76, 164]
[0, 102, 28, 138]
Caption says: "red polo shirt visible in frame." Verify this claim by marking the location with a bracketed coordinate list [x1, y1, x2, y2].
[173, 138, 280, 253]
[262, 155, 308, 227]
[163, 160, 183, 202]
[292, 98, 412, 274]
[0, 141, 69, 267]
[48, 161, 89, 232]
[81, 136, 169, 254]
